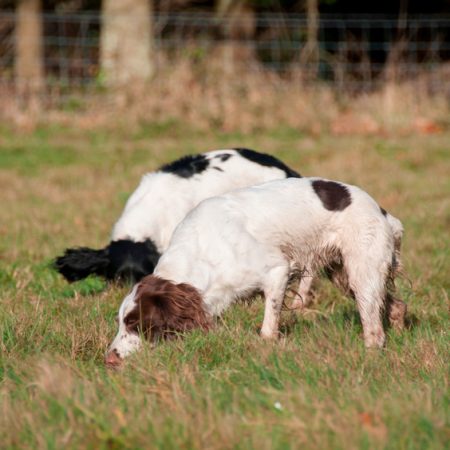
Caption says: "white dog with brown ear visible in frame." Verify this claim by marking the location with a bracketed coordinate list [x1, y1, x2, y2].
[106, 177, 406, 367]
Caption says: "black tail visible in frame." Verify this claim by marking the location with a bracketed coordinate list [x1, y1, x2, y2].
[54, 239, 161, 284]
[54, 247, 110, 282]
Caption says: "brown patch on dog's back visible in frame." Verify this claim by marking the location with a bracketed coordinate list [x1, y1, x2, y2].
[312, 180, 351, 211]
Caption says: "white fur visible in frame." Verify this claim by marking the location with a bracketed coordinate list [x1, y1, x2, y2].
[109, 285, 142, 359]
[110, 177, 403, 359]
[111, 149, 295, 252]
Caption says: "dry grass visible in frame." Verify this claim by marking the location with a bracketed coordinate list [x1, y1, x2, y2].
[0, 123, 449, 449]
[1, 52, 449, 135]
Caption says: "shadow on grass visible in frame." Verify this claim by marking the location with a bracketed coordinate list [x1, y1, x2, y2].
[279, 306, 420, 337]
[404, 313, 420, 330]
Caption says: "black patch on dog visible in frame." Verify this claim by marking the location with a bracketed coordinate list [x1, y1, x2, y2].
[234, 148, 301, 178]
[54, 239, 161, 284]
[215, 153, 232, 162]
[106, 239, 161, 283]
[159, 154, 209, 178]
[213, 166, 224, 172]
[380, 207, 387, 216]
[54, 247, 110, 282]
[312, 180, 351, 211]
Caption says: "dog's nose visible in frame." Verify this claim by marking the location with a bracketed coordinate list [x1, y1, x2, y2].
[105, 349, 122, 368]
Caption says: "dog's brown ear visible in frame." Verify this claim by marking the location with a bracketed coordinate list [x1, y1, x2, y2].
[162, 282, 212, 334]
[135, 276, 212, 339]
[123, 292, 169, 340]
[133, 293, 170, 339]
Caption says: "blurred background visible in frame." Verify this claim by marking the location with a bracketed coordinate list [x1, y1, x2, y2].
[1, 6, 449, 447]
[1, 0, 449, 132]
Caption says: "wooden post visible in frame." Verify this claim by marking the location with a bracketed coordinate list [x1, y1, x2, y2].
[100, 0, 154, 88]
[15, 0, 44, 110]
[302, 0, 319, 81]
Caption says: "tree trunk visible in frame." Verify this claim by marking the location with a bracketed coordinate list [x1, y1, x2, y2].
[100, 0, 154, 88]
[15, 0, 44, 109]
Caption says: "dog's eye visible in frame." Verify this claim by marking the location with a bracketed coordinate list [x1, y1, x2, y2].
[124, 315, 137, 327]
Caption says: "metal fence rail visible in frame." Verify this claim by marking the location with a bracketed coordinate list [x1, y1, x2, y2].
[1, 12, 449, 92]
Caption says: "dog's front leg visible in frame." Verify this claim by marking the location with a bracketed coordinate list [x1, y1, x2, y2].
[260, 265, 289, 339]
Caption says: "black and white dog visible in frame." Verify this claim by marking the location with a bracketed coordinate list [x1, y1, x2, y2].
[106, 177, 406, 366]
[55, 148, 300, 283]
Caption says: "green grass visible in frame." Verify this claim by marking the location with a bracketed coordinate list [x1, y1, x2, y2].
[0, 123, 449, 449]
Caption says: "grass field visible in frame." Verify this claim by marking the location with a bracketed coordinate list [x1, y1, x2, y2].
[0, 123, 448, 449]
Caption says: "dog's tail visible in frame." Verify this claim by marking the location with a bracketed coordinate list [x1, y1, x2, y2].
[385, 212, 404, 275]
[384, 212, 408, 329]
[54, 247, 110, 282]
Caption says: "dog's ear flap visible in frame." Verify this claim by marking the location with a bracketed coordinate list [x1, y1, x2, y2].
[147, 295, 166, 310]
[134, 276, 212, 339]
[163, 283, 212, 333]
[140, 288, 211, 336]
[137, 293, 170, 338]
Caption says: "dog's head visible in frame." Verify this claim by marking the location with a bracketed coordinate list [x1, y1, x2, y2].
[107, 239, 161, 283]
[105, 275, 211, 367]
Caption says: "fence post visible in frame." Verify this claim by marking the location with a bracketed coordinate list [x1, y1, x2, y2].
[100, 0, 154, 89]
[300, 0, 319, 81]
[15, 0, 44, 111]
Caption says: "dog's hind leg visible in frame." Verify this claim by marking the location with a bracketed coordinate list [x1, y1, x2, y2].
[342, 244, 390, 348]
[290, 272, 314, 310]
[348, 269, 387, 348]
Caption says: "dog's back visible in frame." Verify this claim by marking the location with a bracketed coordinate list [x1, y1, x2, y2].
[55, 149, 300, 283]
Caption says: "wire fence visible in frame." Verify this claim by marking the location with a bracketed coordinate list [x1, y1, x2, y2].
[1, 11, 450, 94]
